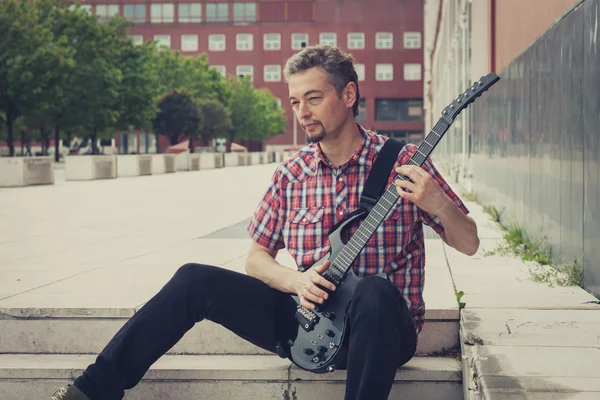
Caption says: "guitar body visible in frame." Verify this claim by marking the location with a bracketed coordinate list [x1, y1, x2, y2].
[277, 210, 387, 373]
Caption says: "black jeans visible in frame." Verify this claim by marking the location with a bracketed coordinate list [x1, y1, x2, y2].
[74, 264, 417, 400]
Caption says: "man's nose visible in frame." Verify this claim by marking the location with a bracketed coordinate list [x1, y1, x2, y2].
[298, 102, 311, 119]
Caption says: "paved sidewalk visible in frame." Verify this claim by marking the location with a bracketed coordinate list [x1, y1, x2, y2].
[2, 162, 598, 399]
[446, 184, 600, 399]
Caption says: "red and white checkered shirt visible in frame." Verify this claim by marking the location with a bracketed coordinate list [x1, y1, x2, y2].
[247, 126, 469, 333]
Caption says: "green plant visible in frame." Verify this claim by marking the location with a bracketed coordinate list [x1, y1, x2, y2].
[529, 257, 583, 287]
[456, 290, 466, 310]
[461, 192, 478, 202]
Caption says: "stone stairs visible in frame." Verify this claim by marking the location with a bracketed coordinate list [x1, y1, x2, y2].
[0, 240, 463, 399]
[0, 304, 462, 399]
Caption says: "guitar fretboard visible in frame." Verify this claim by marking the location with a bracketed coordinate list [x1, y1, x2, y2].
[328, 119, 450, 278]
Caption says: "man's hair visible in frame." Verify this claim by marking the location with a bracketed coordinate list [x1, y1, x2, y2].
[284, 45, 360, 117]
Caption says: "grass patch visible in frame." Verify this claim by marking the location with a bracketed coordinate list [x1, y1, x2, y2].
[529, 257, 583, 287]
[484, 224, 551, 265]
[483, 204, 501, 224]
[484, 223, 582, 287]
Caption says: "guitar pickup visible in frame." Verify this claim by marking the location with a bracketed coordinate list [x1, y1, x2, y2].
[296, 306, 320, 332]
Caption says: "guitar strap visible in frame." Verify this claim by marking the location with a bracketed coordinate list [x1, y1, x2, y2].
[359, 138, 405, 213]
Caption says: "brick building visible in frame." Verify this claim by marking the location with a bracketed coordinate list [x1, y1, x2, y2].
[81, 0, 425, 152]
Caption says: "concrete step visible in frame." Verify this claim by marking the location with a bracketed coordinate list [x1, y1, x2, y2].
[0, 354, 462, 400]
[0, 307, 458, 356]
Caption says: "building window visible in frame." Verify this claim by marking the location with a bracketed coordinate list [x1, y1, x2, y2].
[154, 34, 171, 49]
[264, 33, 281, 50]
[264, 65, 281, 82]
[375, 99, 423, 121]
[208, 34, 226, 51]
[320, 33, 337, 47]
[404, 64, 422, 81]
[404, 32, 422, 49]
[356, 98, 366, 121]
[96, 4, 119, 22]
[79, 4, 92, 14]
[376, 64, 393, 81]
[375, 32, 393, 49]
[211, 65, 226, 78]
[233, 2, 256, 22]
[179, 3, 202, 23]
[123, 4, 145, 23]
[237, 65, 254, 81]
[206, 3, 229, 22]
[275, 98, 282, 108]
[181, 34, 198, 52]
[129, 35, 143, 45]
[355, 64, 365, 81]
[292, 33, 308, 50]
[236, 33, 253, 51]
[150, 4, 174, 23]
[347, 32, 365, 49]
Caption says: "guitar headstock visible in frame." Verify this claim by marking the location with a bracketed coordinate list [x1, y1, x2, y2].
[441, 73, 500, 122]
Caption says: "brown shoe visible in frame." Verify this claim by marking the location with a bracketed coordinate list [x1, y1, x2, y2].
[51, 385, 90, 400]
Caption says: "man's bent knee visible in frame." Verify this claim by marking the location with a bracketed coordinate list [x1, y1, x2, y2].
[352, 275, 400, 311]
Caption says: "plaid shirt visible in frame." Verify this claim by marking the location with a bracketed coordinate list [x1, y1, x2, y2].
[247, 126, 468, 333]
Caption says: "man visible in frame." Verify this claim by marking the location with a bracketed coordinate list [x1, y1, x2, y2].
[51, 45, 479, 400]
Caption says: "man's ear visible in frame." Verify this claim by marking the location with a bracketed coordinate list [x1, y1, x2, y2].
[344, 82, 357, 107]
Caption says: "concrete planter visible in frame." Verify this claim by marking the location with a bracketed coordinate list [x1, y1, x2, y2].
[197, 153, 222, 169]
[249, 152, 261, 165]
[116, 155, 152, 177]
[0, 156, 54, 187]
[151, 154, 176, 174]
[175, 152, 191, 171]
[65, 155, 117, 181]
[189, 154, 201, 171]
[258, 152, 269, 164]
[224, 152, 239, 167]
[175, 152, 201, 171]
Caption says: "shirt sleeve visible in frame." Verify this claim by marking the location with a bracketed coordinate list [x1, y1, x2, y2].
[246, 167, 286, 250]
[420, 156, 470, 234]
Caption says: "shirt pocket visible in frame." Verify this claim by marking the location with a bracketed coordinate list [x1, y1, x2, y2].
[289, 206, 325, 225]
[285, 206, 326, 260]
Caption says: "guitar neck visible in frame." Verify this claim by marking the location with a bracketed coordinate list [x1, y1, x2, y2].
[329, 119, 451, 277]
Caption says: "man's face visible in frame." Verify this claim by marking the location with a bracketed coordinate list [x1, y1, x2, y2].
[287, 67, 354, 144]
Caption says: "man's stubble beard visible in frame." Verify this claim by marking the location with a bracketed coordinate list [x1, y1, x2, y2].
[307, 125, 327, 143]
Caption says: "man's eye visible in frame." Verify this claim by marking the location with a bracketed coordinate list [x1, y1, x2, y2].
[290, 101, 299, 106]
[309, 97, 320, 101]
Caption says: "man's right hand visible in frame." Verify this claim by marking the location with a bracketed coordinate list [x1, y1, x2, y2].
[291, 260, 337, 310]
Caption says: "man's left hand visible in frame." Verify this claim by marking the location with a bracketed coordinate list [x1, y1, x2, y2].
[394, 165, 451, 216]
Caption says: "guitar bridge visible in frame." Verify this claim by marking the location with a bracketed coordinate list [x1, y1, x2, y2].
[295, 306, 320, 332]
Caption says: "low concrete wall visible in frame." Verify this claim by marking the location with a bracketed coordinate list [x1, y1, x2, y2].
[175, 153, 189, 171]
[224, 152, 240, 167]
[117, 155, 152, 177]
[189, 154, 201, 171]
[65, 155, 117, 181]
[151, 154, 176, 174]
[198, 153, 221, 169]
[0, 157, 54, 187]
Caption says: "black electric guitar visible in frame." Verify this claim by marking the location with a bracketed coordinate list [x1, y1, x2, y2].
[277, 73, 500, 373]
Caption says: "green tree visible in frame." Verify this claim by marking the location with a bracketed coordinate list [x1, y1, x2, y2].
[253, 88, 287, 140]
[31, 0, 117, 159]
[0, 0, 57, 156]
[113, 39, 159, 136]
[197, 99, 232, 147]
[227, 76, 256, 147]
[152, 89, 200, 149]
[227, 77, 287, 148]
